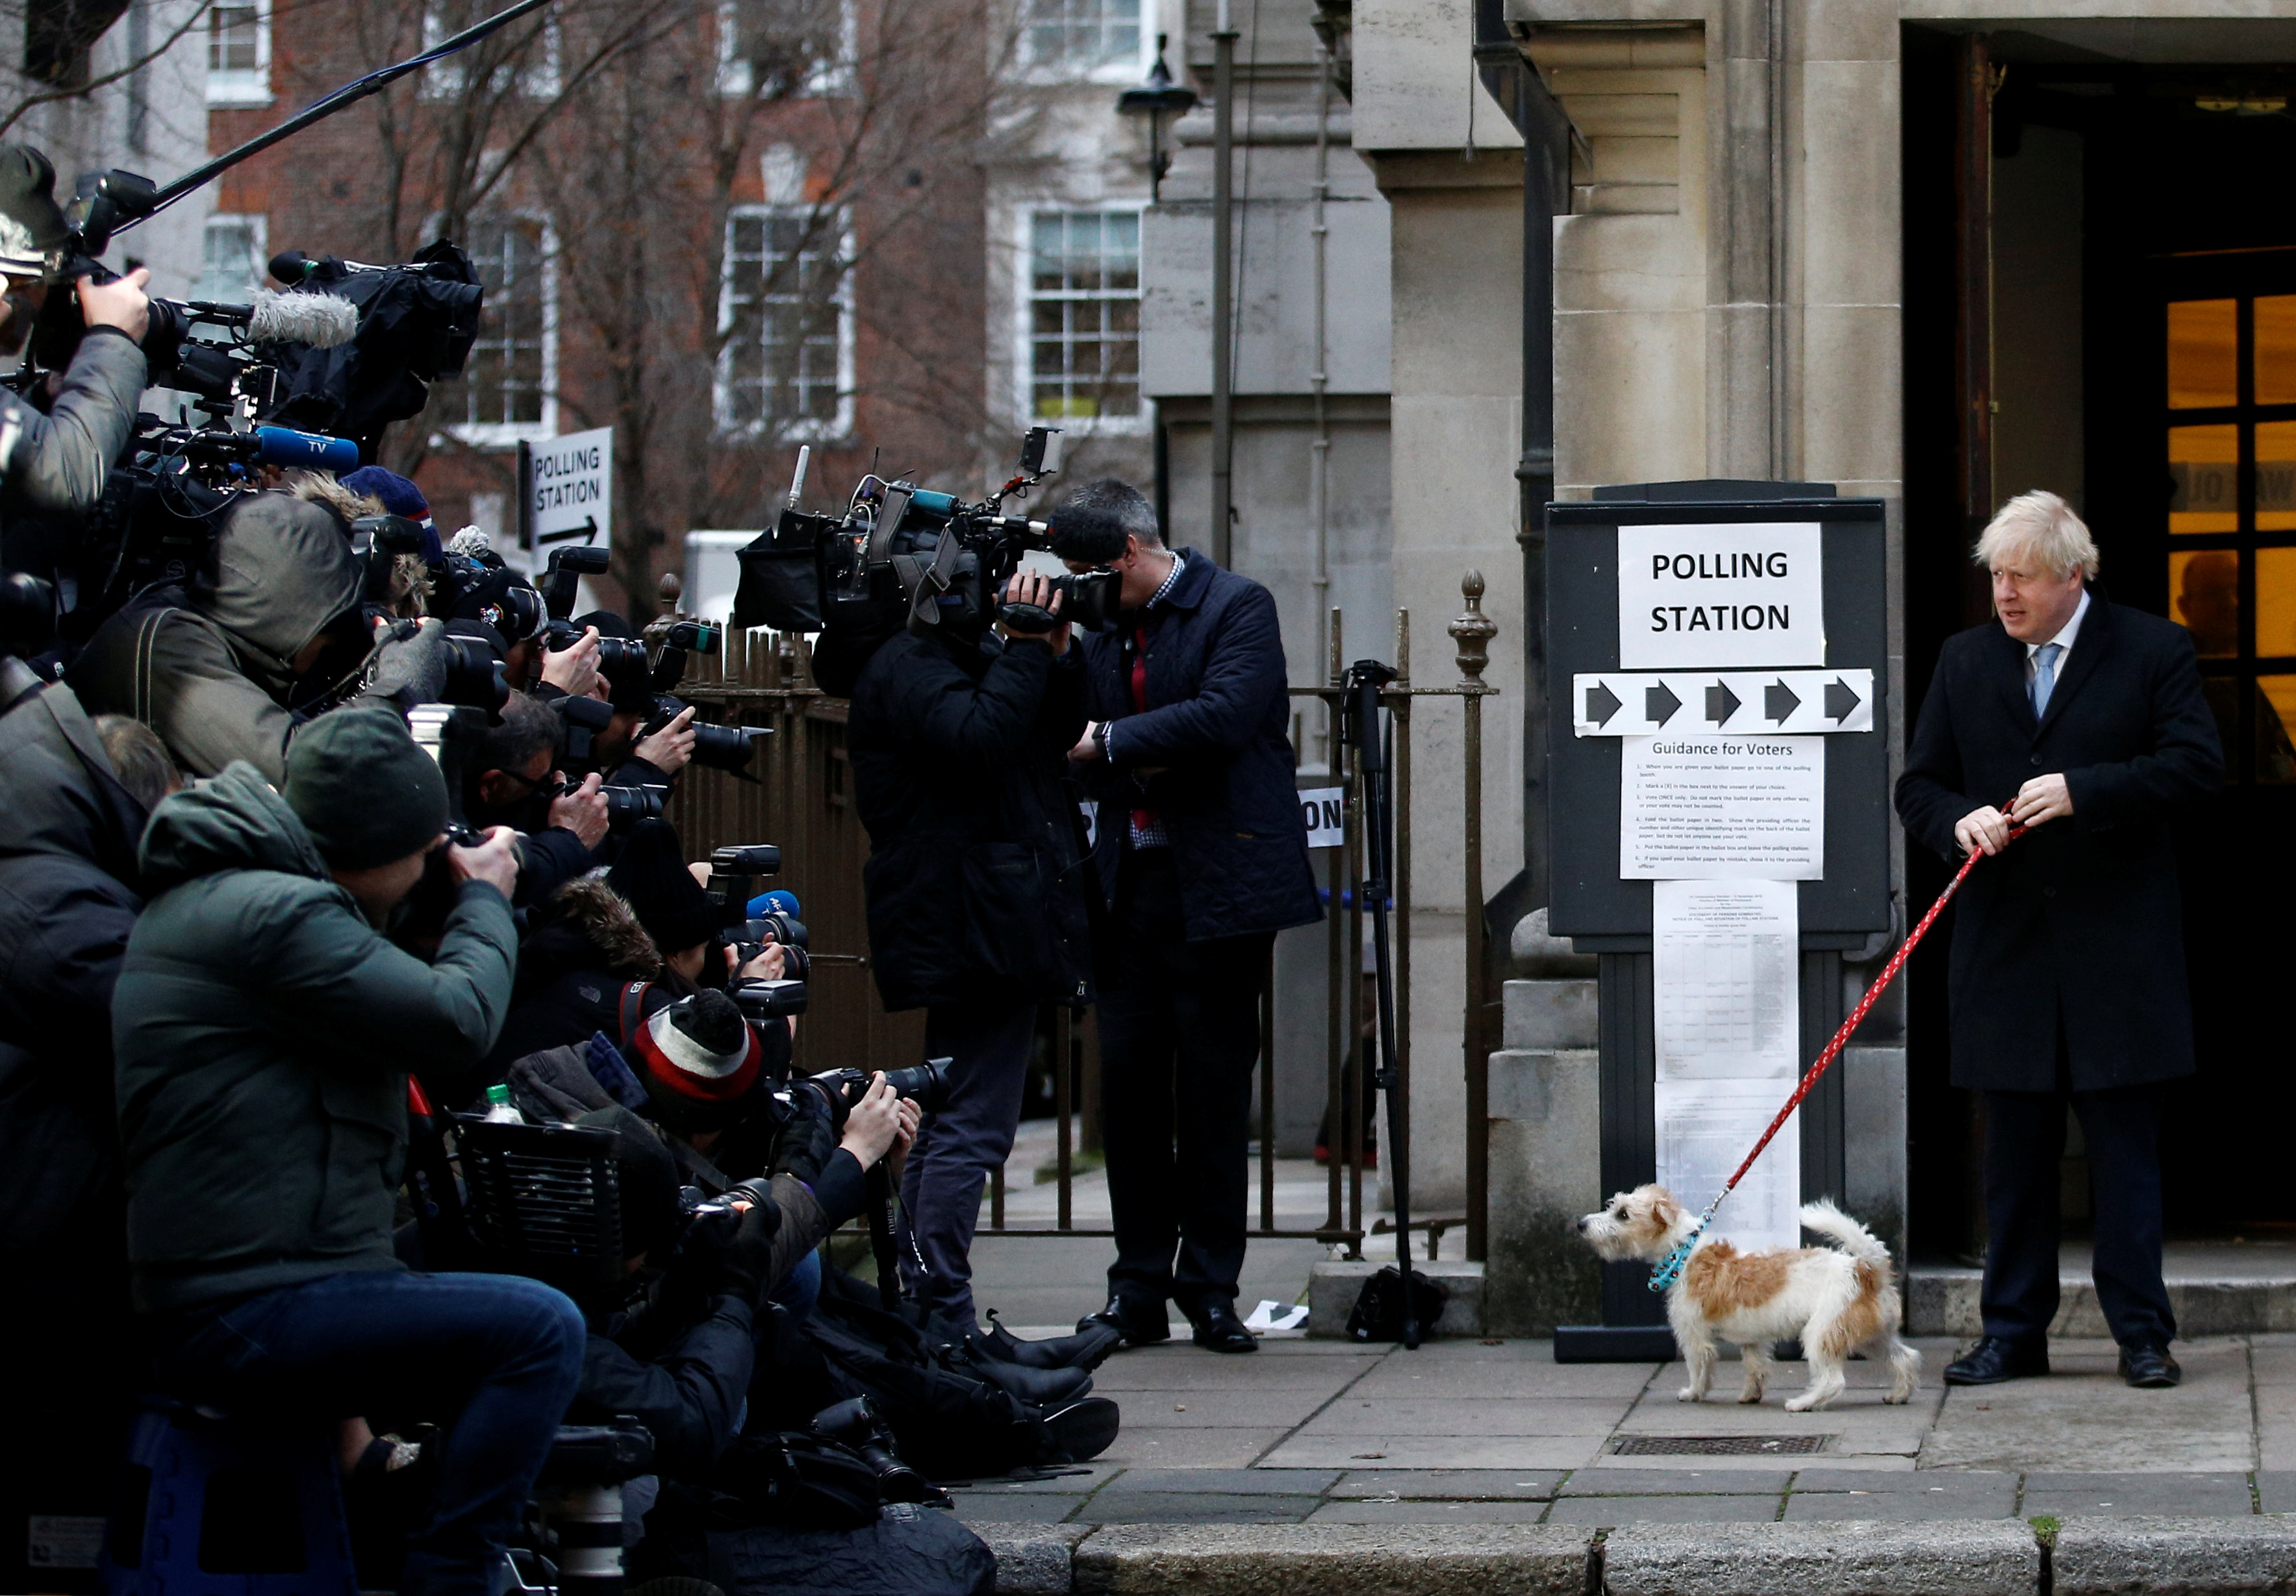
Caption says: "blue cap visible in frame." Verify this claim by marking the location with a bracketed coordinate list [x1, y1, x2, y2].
[341, 466, 444, 563]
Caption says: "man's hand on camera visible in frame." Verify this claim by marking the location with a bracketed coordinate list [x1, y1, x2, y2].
[78, 268, 150, 342]
[729, 942, 787, 982]
[548, 771, 609, 849]
[772, 1088, 838, 1186]
[540, 625, 601, 699]
[446, 825, 521, 899]
[999, 571, 1070, 651]
[838, 1074, 903, 1167]
[634, 705, 696, 776]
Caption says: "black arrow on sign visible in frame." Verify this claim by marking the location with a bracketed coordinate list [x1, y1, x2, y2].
[1584, 681, 1622, 728]
[1706, 681, 1742, 725]
[1765, 679, 1802, 724]
[1645, 681, 1682, 727]
[1824, 677, 1862, 723]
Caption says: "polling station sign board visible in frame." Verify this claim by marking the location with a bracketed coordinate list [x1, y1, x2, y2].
[524, 426, 614, 552]
[1545, 489, 1891, 948]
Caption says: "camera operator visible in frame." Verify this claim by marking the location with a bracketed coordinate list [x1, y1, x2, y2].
[846, 563, 1094, 1338]
[114, 706, 583, 1594]
[1054, 480, 1320, 1355]
[71, 482, 453, 783]
[465, 689, 607, 903]
[0, 146, 152, 579]
[0, 682, 155, 1545]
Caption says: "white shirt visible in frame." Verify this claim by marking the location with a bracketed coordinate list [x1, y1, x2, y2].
[2026, 586, 2091, 688]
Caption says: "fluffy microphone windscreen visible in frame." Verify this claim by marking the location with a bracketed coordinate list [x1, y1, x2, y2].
[247, 288, 359, 349]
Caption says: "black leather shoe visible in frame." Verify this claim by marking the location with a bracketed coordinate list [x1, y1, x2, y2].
[2119, 1343, 2182, 1388]
[1080, 1295, 1170, 1347]
[1943, 1336, 2049, 1385]
[1039, 1397, 1122, 1464]
[1183, 1298, 1258, 1354]
[983, 1312, 1124, 1371]
[955, 1341, 1094, 1404]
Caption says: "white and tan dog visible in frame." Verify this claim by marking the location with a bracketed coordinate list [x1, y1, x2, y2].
[1578, 1184, 1921, 1412]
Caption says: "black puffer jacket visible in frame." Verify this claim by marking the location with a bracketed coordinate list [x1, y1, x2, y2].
[0, 684, 145, 1290]
[848, 628, 1095, 1012]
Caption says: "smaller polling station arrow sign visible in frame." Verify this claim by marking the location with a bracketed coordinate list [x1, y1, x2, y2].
[1571, 669, 1874, 737]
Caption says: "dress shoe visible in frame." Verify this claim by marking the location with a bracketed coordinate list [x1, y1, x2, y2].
[954, 1341, 1094, 1404]
[1079, 1295, 1170, 1347]
[982, 1312, 1123, 1371]
[1183, 1297, 1258, 1354]
[2119, 1343, 2182, 1388]
[1039, 1397, 1122, 1464]
[1943, 1336, 2049, 1385]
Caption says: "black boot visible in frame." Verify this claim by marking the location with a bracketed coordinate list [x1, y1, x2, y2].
[980, 1311, 1124, 1371]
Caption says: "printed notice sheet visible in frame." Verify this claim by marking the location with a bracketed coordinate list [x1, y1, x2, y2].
[1653, 879, 1798, 1082]
[1654, 1077, 1802, 1253]
[1652, 878, 1802, 1251]
[1621, 735, 1824, 880]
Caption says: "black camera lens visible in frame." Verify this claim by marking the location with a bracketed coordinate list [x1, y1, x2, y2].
[688, 720, 761, 772]
[599, 783, 666, 830]
[438, 634, 509, 714]
[595, 634, 648, 680]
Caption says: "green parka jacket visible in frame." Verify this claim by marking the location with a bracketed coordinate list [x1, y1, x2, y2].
[113, 763, 517, 1313]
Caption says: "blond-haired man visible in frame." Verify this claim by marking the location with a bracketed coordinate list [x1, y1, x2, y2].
[1897, 490, 2221, 1390]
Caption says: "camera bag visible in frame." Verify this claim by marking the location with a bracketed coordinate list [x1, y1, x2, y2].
[701, 1430, 885, 1530]
[711, 1500, 995, 1596]
[1345, 1264, 1450, 1343]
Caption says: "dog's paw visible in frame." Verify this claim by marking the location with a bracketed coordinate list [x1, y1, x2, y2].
[1737, 1389, 1763, 1404]
[1884, 1390, 1913, 1406]
[1784, 1393, 1832, 1413]
[1676, 1386, 1701, 1403]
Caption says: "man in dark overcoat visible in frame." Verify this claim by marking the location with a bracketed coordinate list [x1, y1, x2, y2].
[1897, 490, 2221, 1390]
[1054, 480, 1321, 1354]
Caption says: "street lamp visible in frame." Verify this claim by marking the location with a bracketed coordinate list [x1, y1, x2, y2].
[1117, 34, 1197, 203]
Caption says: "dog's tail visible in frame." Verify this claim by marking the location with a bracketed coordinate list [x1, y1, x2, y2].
[1799, 1200, 1890, 1269]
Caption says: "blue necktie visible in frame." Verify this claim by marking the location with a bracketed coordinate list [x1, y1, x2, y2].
[2030, 642, 2062, 719]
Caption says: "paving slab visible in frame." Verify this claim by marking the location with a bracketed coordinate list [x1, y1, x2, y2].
[2020, 1471, 2256, 1517]
[1559, 1467, 1795, 1495]
[1306, 1499, 1554, 1524]
[1330, 1469, 1564, 1499]
[1094, 1428, 1294, 1468]
[1547, 1493, 1783, 1524]
[2256, 1470, 2296, 1514]
[1071, 1522, 1595, 1595]
[1793, 1469, 2019, 1494]
[950, 1493, 1084, 1525]
[1780, 1489, 2018, 1521]
[1105, 1390, 1337, 1428]
[1344, 1355, 1659, 1399]
[1600, 1519, 2039, 1596]
[2054, 1514, 2296, 1596]
[1290, 1396, 1630, 1436]
[1582, 1452, 1917, 1473]
[1255, 1434, 1606, 1470]
[1081, 1494, 1324, 1525]
[1921, 1340, 2255, 1471]
[945, 1465, 1116, 1495]
[1093, 1469, 1341, 1495]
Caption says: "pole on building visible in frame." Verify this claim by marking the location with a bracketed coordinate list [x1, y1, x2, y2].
[1209, 0, 1237, 568]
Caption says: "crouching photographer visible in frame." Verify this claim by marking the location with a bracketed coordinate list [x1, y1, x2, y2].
[848, 565, 1095, 1338]
[114, 705, 583, 1595]
[464, 689, 609, 904]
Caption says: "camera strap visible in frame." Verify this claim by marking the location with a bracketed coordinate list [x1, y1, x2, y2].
[616, 979, 655, 1047]
[130, 605, 188, 728]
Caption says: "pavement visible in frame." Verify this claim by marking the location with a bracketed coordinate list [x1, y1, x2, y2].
[939, 1127, 2296, 1591]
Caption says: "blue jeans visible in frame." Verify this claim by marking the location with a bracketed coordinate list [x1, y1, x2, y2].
[148, 1269, 585, 1596]
[768, 1248, 823, 1322]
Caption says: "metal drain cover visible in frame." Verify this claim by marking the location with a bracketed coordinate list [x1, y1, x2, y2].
[1611, 1434, 1832, 1456]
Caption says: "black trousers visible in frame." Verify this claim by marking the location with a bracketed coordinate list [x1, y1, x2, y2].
[1980, 1078, 2176, 1351]
[1098, 848, 1272, 1312]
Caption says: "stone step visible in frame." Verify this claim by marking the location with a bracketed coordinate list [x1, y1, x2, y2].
[1306, 1258, 1485, 1338]
[1908, 1265, 2296, 1338]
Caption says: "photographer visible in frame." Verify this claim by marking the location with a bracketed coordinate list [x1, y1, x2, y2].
[114, 706, 581, 1593]
[847, 563, 1094, 1338]
[466, 689, 607, 903]
[71, 484, 452, 783]
[1055, 480, 1319, 1354]
[580, 614, 696, 787]
[0, 147, 151, 556]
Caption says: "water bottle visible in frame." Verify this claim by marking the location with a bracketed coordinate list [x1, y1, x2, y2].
[483, 1083, 524, 1125]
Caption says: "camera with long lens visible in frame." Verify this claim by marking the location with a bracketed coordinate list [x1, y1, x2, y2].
[437, 634, 510, 716]
[773, 1058, 953, 1131]
[350, 513, 423, 604]
[999, 568, 1121, 635]
[588, 782, 666, 832]
[724, 909, 809, 979]
[639, 693, 768, 775]
[811, 1397, 931, 1504]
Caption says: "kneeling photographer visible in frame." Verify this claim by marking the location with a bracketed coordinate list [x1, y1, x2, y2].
[464, 690, 608, 904]
[71, 479, 456, 782]
[848, 562, 1094, 1338]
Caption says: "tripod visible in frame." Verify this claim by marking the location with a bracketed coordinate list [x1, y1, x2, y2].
[1342, 658, 1420, 1348]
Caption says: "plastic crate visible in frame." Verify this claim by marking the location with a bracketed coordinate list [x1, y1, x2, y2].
[453, 1116, 625, 1293]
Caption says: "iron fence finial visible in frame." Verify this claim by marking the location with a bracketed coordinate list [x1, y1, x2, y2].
[1450, 569, 1496, 686]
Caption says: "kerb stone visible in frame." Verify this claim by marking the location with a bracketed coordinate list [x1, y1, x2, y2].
[1600, 1519, 2037, 1596]
[1072, 1522, 1594, 1595]
[976, 1522, 1094, 1595]
[2054, 1515, 2296, 1595]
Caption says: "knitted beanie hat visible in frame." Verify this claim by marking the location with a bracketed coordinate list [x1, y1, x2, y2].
[284, 703, 448, 869]
[605, 818, 723, 954]
[629, 988, 763, 1128]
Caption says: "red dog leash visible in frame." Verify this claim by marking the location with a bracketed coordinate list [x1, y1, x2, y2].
[1648, 813, 2025, 1290]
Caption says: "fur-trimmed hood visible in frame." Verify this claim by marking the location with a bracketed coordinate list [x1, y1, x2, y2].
[519, 874, 662, 988]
